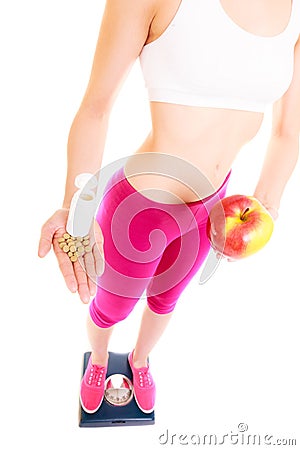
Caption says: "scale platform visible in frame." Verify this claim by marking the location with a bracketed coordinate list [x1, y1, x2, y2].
[79, 351, 155, 427]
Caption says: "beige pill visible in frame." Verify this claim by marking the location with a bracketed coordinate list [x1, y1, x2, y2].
[70, 255, 78, 262]
[83, 240, 90, 246]
[85, 246, 92, 253]
[69, 245, 76, 253]
[78, 246, 85, 253]
[63, 233, 70, 239]
[63, 245, 70, 253]
[74, 251, 80, 257]
[58, 238, 65, 243]
[59, 242, 66, 249]
[76, 237, 83, 242]
[68, 251, 73, 257]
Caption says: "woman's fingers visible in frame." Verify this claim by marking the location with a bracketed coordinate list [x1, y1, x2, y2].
[39, 209, 100, 303]
[73, 256, 91, 304]
[38, 221, 56, 258]
[38, 210, 68, 258]
[54, 236, 95, 302]
[53, 238, 78, 293]
[214, 249, 237, 263]
[215, 251, 223, 260]
[92, 219, 105, 276]
[93, 244, 105, 276]
[83, 250, 97, 297]
[227, 258, 236, 263]
[42, 214, 105, 303]
[87, 276, 97, 298]
[82, 219, 105, 296]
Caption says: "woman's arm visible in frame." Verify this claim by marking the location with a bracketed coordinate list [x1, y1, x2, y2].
[62, 0, 158, 208]
[38, 0, 158, 302]
[253, 34, 300, 218]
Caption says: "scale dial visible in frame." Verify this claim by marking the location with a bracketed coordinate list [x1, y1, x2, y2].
[104, 374, 133, 406]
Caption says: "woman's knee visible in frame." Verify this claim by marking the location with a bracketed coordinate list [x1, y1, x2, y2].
[147, 294, 178, 315]
[89, 293, 138, 328]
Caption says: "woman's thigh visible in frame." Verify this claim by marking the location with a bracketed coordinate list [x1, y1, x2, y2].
[146, 221, 210, 314]
[146, 173, 231, 313]
[94, 166, 197, 299]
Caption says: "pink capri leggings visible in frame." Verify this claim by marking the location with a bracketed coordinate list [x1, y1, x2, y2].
[89, 165, 230, 328]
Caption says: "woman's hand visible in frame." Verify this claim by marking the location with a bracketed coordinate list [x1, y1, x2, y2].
[215, 250, 236, 263]
[213, 199, 278, 263]
[264, 206, 279, 221]
[38, 209, 105, 303]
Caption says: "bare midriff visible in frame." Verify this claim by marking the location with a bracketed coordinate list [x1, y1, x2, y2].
[123, 0, 293, 204]
[124, 102, 264, 203]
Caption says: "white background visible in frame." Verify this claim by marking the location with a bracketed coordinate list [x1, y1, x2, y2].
[1, 1, 299, 449]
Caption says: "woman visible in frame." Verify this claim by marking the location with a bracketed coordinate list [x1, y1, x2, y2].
[38, 0, 300, 415]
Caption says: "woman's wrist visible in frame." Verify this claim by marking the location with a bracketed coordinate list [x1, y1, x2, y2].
[264, 205, 279, 221]
[254, 197, 279, 220]
[253, 191, 280, 221]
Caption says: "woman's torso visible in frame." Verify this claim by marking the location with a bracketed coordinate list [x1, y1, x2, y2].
[124, 0, 296, 203]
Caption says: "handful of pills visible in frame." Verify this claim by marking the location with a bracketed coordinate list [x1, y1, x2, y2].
[57, 233, 92, 263]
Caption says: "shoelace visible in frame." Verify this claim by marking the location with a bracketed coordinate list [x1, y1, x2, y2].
[137, 367, 153, 388]
[87, 364, 105, 387]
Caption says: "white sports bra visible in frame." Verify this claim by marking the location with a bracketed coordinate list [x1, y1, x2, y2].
[139, 0, 300, 113]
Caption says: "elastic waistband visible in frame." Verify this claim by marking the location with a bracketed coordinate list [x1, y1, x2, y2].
[115, 165, 231, 209]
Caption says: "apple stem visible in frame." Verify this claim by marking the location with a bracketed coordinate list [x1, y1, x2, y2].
[240, 207, 250, 221]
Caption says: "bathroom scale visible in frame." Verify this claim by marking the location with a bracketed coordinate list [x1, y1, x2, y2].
[79, 351, 155, 427]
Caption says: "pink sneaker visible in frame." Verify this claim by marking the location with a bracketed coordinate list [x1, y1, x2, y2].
[128, 350, 156, 414]
[80, 355, 107, 414]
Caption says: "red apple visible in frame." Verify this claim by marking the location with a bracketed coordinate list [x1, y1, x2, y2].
[207, 195, 274, 260]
